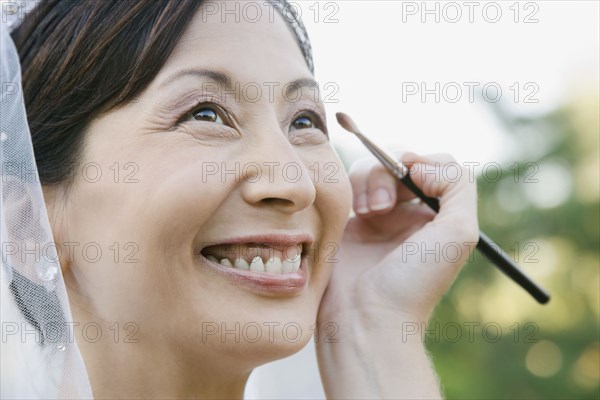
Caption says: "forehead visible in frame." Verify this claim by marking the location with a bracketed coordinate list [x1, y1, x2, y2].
[157, 1, 311, 85]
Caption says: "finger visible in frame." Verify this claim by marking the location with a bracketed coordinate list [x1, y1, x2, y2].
[388, 151, 458, 202]
[403, 152, 458, 166]
[365, 162, 397, 215]
[350, 150, 418, 216]
[348, 157, 374, 215]
[360, 198, 437, 240]
[350, 156, 400, 216]
[401, 152, 479, 244]
[385, 150, 419, 203]
[348, 150, 452, 216]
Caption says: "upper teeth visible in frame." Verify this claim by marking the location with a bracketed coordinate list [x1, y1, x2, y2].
[203, 243, 302, 274]
[234, 257, 250, 270]
[206, 254, 301, 273]
[250, 256, 265, 272]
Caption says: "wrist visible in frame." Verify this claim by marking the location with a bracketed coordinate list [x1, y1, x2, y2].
[317, 305, 430, 351]
[316, 309, 441, 399]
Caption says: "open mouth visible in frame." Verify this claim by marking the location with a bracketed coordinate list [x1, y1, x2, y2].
[200, 242, 304, 274]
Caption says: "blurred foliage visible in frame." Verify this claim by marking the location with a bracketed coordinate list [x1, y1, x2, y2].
[427, 87, 600, 399]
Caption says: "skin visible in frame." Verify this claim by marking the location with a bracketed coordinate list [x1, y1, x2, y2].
[44, 2, 478, 399]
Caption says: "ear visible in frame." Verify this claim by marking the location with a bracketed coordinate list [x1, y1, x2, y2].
[41, 185, 72, 275]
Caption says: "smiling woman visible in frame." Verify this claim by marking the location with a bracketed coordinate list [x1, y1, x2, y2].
[3, 0, 478, 399]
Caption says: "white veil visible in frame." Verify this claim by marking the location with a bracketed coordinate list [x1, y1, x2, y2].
[0, 6, 93, 399]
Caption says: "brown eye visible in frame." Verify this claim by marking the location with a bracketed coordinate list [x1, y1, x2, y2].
[192, 107, 224, 124]
[291, 115, 316, 130]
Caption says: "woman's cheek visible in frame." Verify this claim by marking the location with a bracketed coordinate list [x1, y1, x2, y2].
[135, 156, 232, 242]
[314, 157, 352, 229]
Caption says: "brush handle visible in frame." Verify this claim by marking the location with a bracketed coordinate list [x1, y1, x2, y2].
[399, 174, 550, 304]
[399, 174, 441, 212]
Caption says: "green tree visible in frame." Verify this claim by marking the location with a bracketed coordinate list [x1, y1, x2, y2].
[429, 89, 600, 399]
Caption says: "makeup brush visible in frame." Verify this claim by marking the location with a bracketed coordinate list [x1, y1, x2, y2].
[336, 112, 550, 304]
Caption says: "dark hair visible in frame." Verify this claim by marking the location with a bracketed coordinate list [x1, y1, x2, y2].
[11, 0, 204, 185]
[11, 0, 313, 186]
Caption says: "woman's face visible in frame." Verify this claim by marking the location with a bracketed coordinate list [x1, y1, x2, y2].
[55, 2, 351, 372]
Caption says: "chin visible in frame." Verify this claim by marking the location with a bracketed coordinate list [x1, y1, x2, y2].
[181, 297, 319, 370]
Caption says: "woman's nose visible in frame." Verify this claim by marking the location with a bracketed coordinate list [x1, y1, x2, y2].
[240, 137, 316, 213]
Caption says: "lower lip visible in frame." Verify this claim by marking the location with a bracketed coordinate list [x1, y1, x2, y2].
[198, 255, 308, 297]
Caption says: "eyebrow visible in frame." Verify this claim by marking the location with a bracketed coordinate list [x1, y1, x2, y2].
[158, 68, 233, 90]
[285, 78, 320, 99]
[158, 68, 320, 101]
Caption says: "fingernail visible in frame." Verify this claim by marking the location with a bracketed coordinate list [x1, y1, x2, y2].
[355, 192, 369, 214]
[370, 188, 392, 211]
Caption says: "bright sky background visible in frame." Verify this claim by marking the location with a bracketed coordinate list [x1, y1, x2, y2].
[300, 0, 599, 169]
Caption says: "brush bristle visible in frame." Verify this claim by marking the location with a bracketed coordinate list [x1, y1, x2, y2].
[335, 112, 360, 134]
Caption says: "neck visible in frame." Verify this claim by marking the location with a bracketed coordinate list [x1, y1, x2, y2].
[71, 310, 251, 399]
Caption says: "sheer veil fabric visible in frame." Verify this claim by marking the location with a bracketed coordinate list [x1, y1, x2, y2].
[0, 7, 94, 398]
[1, 1, 315, 398]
